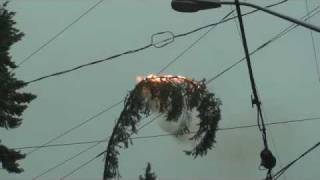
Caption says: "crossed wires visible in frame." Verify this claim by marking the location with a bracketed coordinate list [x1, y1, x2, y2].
[25, 0, 288, 85]
[15, 0, 107, 67]
[58, 5, 320, 178]
[29, 9, 236, 180]
[25, 0, 294, 157]
[21, 0, 294, 158]
[234, 1, 275, 179]
[19, 0, 318, 179]
[304, 0, 320, 83]
[14, 117, 320, 151]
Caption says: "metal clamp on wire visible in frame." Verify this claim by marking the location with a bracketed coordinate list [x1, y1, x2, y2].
[251, 95, 261, 108]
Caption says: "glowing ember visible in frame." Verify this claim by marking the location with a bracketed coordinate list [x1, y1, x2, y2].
[136, 74, 194, 84]
[135, 74, 200, 116]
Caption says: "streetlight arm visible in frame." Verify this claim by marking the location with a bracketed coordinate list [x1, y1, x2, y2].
[214, 0, 320, 33]
[172, 0, 320, 33]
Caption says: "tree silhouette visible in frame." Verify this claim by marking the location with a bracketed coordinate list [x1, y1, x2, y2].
[139, 163, 156, 180]
[103, 75, 221, 180]
[0, 1, 36, 173]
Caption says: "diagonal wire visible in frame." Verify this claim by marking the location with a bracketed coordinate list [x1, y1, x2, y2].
[272, 141, 320, 180]
[305, 0, 320, 83]
[59, 114, 162, 180]
[16, 0, 107, 68]
[31, 136, 108, 180]
[26, 44, 152, 84]
[59, 11, 236, 180]
[25, 0, 289, 85]
[206, 5, 320, 84]
[59, 115, 320, 180]
[32, 114, 162, 180]
[26, 99, 123, 155]
[25, 4, 320, 171]
[28, 1, 294, 178]
[14, 116, 320, 150]
[50, 1, 319, 179]
[24, 0, 292, 157]
[157, 10, 234, 74]
[25, 8, 234, 157]
[261, 108, 287, 180]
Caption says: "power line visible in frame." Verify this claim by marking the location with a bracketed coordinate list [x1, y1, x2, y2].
[26, 44, 153, 84]
[31, 136, 108, 180]
[31, 115, 162, 180]
[206, 5, 320, 84]
[38, 3, 320, 178]
[15, 11, 236, 179]
[272, 141, 320, 180]
[25, 99, 123, 155]
[229, 2, 319, 178]
[60, 116, 320, 180]
[25, 0, 288, 85]
[14, 117, 320, 150]
[61, 11, 245, 179]
[261, 108, 288, 180]
[16, 0, 107, 68]
[24, 3, 320, 171]
[24, 8, 235, 157]
[305, 0, 320, 83]
[24, 0, 286, 157]
[157, 10, 234, 74]
[21, 5, 290, 158]
[26, 1, 302, 178]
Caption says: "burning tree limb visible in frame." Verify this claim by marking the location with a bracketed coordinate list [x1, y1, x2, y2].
[103, 75, 221, 180]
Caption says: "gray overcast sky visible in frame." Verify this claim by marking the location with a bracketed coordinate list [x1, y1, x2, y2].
[1, 0, 320, 179]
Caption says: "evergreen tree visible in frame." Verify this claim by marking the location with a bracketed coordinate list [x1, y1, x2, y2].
[139, 163, 156, 180]
[0, 1, 36, 173]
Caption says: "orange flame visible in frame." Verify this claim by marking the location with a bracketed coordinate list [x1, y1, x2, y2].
[136, 74, 189, 84]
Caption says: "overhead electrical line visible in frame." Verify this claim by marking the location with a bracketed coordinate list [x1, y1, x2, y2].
[25, 0, 318, 179]
[25, 8, 235, 157]
[31, 114, 162, 180]
[206, 5, 320, 84]
[14, 116, 320, 150]
[25, 100, 123, 155]
[61, 3, 320, 179]
[304, 0, 320, 83]
[272, 141, 320, 180]
[29, 10, 236, 180]
[16, 0, 107, 67]
[25, 0, 288, 85]
[22, 1, 294, 157]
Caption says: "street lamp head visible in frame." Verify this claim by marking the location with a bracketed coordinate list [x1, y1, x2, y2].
[171, 0, 199, 12]
[171, 0, 221, 13]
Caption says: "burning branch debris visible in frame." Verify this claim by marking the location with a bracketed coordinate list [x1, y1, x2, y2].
[103, 75, 221, 180]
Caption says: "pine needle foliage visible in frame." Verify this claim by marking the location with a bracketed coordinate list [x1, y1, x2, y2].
[0, 1, 36, 173]
[0, 145, 25, 173]
[103, 75, 221, 180]
[139, 163, 156, 180]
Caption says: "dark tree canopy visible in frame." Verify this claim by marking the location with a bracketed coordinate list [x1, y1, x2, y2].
[0, 145, 25, 173]
[0, 1, 36, 173]
[139, 163, 157, 180]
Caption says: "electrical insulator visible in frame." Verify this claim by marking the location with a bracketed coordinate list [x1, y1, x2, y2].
[260, 148, 276, 170]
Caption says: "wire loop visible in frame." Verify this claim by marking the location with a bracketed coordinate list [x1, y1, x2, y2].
[151, 31, 175, 48]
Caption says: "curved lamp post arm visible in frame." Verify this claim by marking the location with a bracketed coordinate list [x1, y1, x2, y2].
[224, 1, 320, 33]
[171, 0, 320, 33]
